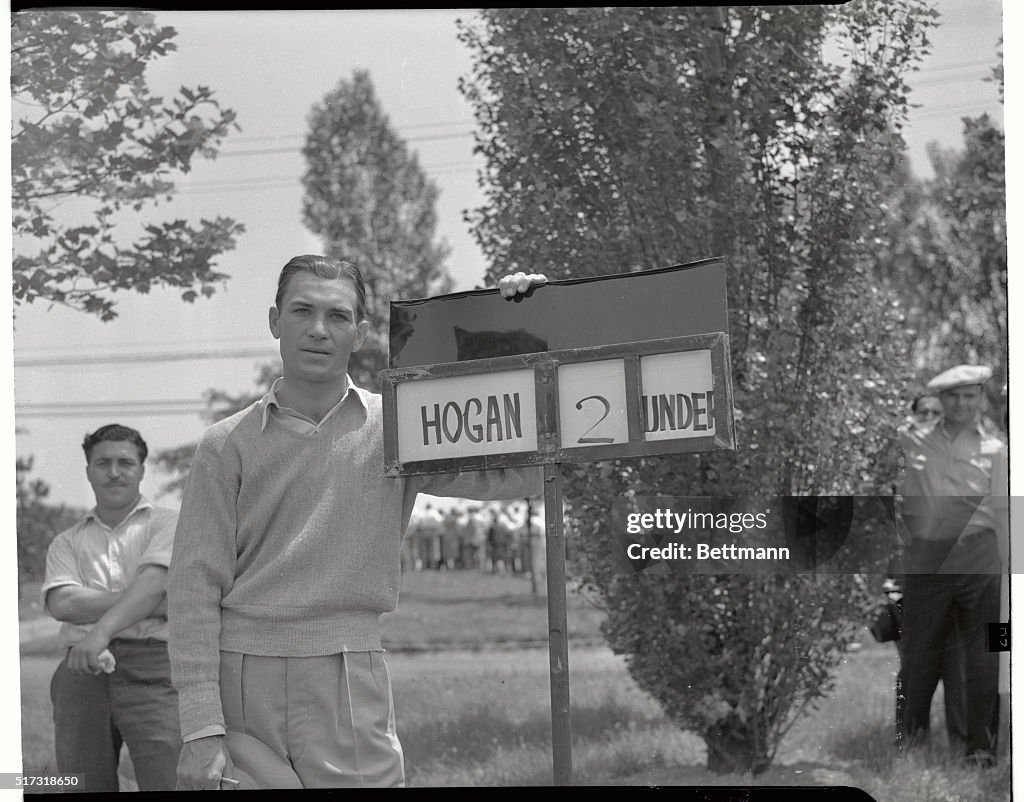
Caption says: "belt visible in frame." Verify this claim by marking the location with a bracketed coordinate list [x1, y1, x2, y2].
[109, 637, 168, 647]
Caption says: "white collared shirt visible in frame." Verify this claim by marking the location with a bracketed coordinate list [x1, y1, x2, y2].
[42, 496, 179, 647]
[258, 376, 365, 435]
[900, 418, 1006, 539]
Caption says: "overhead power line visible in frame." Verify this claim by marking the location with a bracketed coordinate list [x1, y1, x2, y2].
[16, 399, 220, 419]
[911, 72, 993, 88]
[229, 118, 476, 145]
[15, 334, 271, 356]
[16, 407, 209, 419]
[183, 160, 482, 190]
[179, 181, 299, 197]
[915, 59, 1000, 75]
[218, 129, 475, 159]
[174, 159, 482, 196]
[910, 101, 1002, 121]
[17, 399, 202, 409]
[15, 347, 277, 368]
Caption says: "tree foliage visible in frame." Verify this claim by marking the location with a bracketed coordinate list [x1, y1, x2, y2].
[459, 3, 938, 773]
[302, 69, 453, 388]
[11, 10, 245, 321]
[880, 114, 1006, 391]
[16, 458, 84, 584]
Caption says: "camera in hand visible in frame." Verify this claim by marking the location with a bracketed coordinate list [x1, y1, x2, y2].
[869, 577, 903, 644]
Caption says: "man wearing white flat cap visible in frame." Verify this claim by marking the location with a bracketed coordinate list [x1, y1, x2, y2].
[898, 364, 1006, 767]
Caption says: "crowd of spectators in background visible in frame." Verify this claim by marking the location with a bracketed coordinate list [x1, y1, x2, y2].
[403, 499, 545, 579]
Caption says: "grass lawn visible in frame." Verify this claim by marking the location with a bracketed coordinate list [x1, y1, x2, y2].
[382, 567, 606, 647]
[19, 580, 44, 620]
[391, 641, 1011, 799]
[17, 568, 603, 789]
[17, 571, 1012, 799]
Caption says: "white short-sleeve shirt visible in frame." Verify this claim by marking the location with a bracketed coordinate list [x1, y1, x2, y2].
[42, 497, 178, 647]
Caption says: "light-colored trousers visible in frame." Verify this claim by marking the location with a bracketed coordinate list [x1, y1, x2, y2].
[219, 650, 405, 788]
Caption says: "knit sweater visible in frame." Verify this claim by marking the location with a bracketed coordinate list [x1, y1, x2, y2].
[167, 383, 541, 737]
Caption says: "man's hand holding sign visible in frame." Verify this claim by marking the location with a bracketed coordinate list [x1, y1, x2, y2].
[497, 271, 548, 298]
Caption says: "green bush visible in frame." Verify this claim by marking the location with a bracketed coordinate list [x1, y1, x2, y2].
[17, 457, 82, 584]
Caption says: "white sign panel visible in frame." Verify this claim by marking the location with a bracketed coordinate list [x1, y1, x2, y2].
[639, 350, 715, 441]
[557, 360, 629, 449]
[395, 368, 539, 462]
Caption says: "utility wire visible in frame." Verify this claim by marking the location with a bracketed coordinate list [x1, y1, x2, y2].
[17, 408, 209, 419]
[229, 118, 476, 145]
[176, 166, 482, 196]
[179, 181, 299, 197]
[911, 73, 993, 88]
[16, 335, 270, 355]
[17, 399, 202, 409]
[15, 347, 277, 368]
[179, 160, 481, 190]
[915, 58, 1000, 74]
[204, 64, 1000, 153]
[911, 101, 1002, 121]
[218, 129, 475, 159]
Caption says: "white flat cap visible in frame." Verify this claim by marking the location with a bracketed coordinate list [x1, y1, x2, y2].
[926, 364, 992, 392]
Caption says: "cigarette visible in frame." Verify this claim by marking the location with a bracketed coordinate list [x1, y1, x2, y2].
[220, 776, 240, 786]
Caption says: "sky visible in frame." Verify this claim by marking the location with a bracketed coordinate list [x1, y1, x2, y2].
[8, 4, 1009, 512]
[1, 1, 1017, 784]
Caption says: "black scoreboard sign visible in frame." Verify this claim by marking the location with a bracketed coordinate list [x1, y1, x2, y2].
[381, 259, 735, 476]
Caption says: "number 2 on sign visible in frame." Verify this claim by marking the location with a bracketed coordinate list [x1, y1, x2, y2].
[575, 395, 616, 444]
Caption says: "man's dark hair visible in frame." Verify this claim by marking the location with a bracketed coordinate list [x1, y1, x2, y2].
[275, 255, 367, 320]
[82, 423, 148, 464]
[911, 394, 941, 414]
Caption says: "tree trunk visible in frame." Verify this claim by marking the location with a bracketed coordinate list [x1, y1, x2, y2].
[703, 727, 771, 775]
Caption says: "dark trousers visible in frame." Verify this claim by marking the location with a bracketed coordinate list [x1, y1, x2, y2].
[901, 537, 1000, 761]
[50, 639, 182, 792]
[895, 628, 967, 748]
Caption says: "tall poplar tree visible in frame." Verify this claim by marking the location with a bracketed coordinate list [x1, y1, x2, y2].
[301, 69, 453, 387]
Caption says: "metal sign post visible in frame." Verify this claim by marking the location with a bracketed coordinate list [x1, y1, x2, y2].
[543, 461, 572, 785]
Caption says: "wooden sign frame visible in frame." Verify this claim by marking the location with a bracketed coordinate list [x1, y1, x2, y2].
[381, 331, 735, 477]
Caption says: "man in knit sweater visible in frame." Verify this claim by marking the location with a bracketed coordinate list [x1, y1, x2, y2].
[168, 255, 545, 789]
